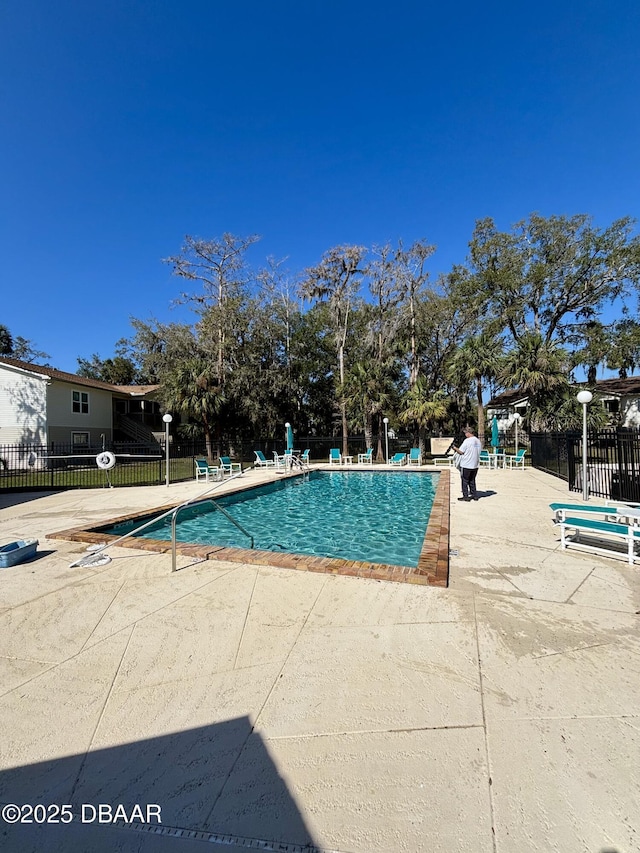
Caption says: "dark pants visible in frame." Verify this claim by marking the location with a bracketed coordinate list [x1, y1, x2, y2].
[461, 467, 478, 499]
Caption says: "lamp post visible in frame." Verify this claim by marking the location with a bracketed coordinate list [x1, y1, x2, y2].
[162, 413, 173, 487]
[513, 412, 522, 454]
[383, 417, 389, 464]
[577, 390, 593, 501]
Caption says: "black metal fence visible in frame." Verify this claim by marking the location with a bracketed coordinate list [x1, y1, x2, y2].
[0, 432, 431, 492]
[0, 441, 171, 491]
[531, 428, 640, 502]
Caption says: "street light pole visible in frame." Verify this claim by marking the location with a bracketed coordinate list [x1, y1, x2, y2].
[576, 391, 593, 501]
[162, 413, 173, 487]
[383, 417, 389, 464]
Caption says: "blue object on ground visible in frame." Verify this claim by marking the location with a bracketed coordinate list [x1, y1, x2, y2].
[0, 539, 39, 568]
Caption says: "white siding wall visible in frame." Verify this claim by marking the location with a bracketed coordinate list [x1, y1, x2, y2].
[0, 365, 48, 444]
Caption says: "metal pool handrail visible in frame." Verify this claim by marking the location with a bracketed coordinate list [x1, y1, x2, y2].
[171, 495, 254, 572]
[69, 468, 248, 568]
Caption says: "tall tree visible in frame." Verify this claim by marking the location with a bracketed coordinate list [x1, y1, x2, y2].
[164, 233, 261, 388]
[569, 320, 610, 384]
[299, 245, 366, 454]
[446, 331, 503, 442]
[606, 318, 640, 378]
[470, 213, 640, 346]
[342, 360, 396, 458]
[395, 239, 436, 387]
[0, 324, 49, 362]
[498, 332, 570, 430]
[399, 380, 448, 454]
[116, 319, 198, 384]
[77, 354, 137, 384]
[161, 357, 224, 460]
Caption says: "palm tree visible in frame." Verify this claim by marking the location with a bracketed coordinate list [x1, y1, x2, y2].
[447, 332, 503, 442]
[399, 379, 449, 454]
[161, 358, 224, 460]
[342, 362, 394, 458]
[499, 333, 570, 431]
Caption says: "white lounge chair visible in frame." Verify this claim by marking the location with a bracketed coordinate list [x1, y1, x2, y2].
[358, 448, 373, 464]
[219, 456, 242, 476]
[254, 450, 275, 468]
[407, 448, 422, 466]
[195, 458, 220, 482]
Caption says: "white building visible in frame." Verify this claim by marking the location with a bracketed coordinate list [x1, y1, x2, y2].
[0, 357, 161, 467]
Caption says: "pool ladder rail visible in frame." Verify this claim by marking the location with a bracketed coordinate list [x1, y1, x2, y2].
[170, 494, 254, 572]
[69, 469, 251, 570]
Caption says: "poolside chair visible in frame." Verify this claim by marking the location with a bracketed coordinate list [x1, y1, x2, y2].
[195, 458, 219, 482]
[329, 448, 342, 465]
[431, 452, 455, 467]
[272, 451, 287, 470]
[479, 450, 493, 468]
[389, 452, 406, 466]
[300, 449, 310, 465]
[219, 456, 242, 476]
[407, 448, 422, 466]
[505, 448, 526, 469]
[254, 450, 275, 468]
[358, 448, 373, 464]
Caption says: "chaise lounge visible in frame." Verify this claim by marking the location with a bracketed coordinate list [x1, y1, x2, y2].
[389, 452, 406, 466]
[254, 450, 275, 468]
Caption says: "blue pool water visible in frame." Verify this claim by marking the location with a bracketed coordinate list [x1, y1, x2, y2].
[102, 470, 438, 567]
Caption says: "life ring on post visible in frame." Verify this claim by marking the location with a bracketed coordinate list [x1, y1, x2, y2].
[96, 451, 116, 470]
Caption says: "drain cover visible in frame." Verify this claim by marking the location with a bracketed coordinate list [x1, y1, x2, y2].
[123, 821, 346, 851]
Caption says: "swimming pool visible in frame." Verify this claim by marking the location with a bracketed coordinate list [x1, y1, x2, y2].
[100, 470, 438, 568]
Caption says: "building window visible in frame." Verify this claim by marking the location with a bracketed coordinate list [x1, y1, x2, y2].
[604, 399, 620, 414]
[72, 390, 89, 414]
[72, 432, 89, 447]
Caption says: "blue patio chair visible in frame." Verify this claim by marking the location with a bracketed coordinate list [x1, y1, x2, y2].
[329, 448, 342, 465]
[273, 451, 287, 470]
[300, 449, 310, 464]
[254, 450, 275, 468]
[358, 448, 373, 464]
[195, 458, 219, 482]
[408, 448, 422, 466]
[219, 456, 242, 476]
[505, 448, 526, 469]
[389, 452, 406, 466]
[479, 450, 493, 468]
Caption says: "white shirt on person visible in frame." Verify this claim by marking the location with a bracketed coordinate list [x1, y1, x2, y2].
[458, 435, 482, 469]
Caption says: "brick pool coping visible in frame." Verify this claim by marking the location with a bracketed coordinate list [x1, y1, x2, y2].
[50, 468, 450, 587]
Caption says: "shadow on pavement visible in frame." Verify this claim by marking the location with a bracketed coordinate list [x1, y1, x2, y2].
[0, 717, 322, 852]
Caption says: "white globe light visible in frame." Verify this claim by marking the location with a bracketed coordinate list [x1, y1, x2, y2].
[163, 413, 173, 423]
[576, 391, 593, 405]
[383, 417, 389, 424]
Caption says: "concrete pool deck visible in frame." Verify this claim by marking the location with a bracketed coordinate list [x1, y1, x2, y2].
[0, 466, 638, 852]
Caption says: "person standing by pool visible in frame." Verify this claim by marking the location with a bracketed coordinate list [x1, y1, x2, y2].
[452, 426, 482, 502]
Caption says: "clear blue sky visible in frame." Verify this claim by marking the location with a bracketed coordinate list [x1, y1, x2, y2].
[2, 0, 639, 373]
